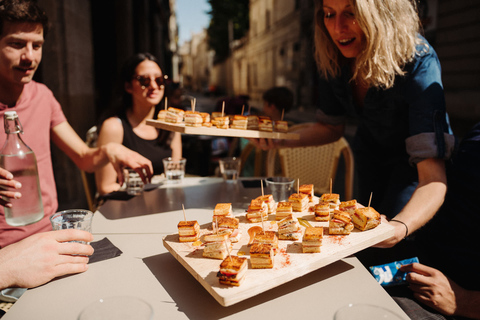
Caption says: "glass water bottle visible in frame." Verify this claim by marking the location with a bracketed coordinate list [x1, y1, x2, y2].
[0, 111, 44, 226]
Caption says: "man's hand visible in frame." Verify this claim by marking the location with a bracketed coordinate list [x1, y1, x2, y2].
[401, 263, 462, 317]
[0, 167, 22, 208]
[0, 230, 94, 289]
[102, 143, 153, 185]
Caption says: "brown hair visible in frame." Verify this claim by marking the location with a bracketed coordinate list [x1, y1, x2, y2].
[0, 0, 49, 37]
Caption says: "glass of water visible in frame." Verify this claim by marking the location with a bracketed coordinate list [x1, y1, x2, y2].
[162, 157, 186, 183]
[126, 168, 144, 196]
[219, 157, 241, 182]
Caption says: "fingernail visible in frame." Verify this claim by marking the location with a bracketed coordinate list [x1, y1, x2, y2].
[15, 182, 22, 189]
[14, 192, 21, 199]
[6, 173, 13, 179]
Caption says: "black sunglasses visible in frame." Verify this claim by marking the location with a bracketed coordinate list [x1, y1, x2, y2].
[134, 75, 166, 88]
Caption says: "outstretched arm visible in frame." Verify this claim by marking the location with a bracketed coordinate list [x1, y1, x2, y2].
[249, 122, 345, 150]
[375, 158, 447, 247]
[51, 121, 153, 186]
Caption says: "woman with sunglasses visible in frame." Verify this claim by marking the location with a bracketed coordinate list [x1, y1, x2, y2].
[95, 53, 182, 195]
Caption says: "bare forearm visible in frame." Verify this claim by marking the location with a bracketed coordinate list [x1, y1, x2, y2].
[393, 180, 446, 236]
[282, 122, 344, 148]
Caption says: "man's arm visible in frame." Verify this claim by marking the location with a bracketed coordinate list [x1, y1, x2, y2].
[402, 263, 480, 319]
[0, 230, 93, 289]
[50, 121, 153, 185]
[250, 122, 345, 150]
[375, 158, 447, 247]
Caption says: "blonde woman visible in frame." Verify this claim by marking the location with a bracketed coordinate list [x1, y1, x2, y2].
[252, 0, 455, 250]
[95, 53, 182, 195]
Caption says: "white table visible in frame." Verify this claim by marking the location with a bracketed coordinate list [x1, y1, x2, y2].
[3, 178, 410, 319]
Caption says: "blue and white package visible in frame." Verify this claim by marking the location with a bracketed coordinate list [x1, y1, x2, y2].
[369, 257, 419, 287]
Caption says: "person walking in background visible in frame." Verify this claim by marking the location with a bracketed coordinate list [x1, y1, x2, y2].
[95, 53, 182, 195]
[261, 86, 294, 121]
[0, 0, 153, 248]
[250, 0, 456, 263]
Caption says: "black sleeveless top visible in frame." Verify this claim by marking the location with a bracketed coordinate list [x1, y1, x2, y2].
[120, 117, 173, 174]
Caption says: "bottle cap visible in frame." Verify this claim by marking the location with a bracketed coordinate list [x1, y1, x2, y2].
[4, 111, 18, 120]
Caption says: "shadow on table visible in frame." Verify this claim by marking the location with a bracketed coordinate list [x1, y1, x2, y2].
[98, 180, 260, 220]
[142, 253, 354, 319]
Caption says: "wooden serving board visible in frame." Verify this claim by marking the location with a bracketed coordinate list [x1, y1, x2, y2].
[163, 207, 394, 307]
[146, 119, 300, 140]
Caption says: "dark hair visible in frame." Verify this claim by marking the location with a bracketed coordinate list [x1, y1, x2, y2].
[262, 87, 294, 113]
[99, 53, 163, 124]
[0, 0, 49, 37]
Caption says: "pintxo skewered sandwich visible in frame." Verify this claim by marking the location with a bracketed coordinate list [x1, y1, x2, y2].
[213, 116, 229, 129]
[203, 239, 232, 260]
[256, 194, 276, 214]
[302, 226, 323, 253]
[184, 111, 203, 127]
[274, 120, 288, 133]
[258, 116, 273, 132]
[177, 220, 200, 242]
[213, 203, 234, 221]
[339, 200, 358, 216]
[250, 243, 274, 269]
[216, 216, 242, 243]
[165, 107, 185, 124]
[247, 115, 259, 130]
[230, 115, 248, 130]
[321, 193, 341, 214]
[253, 230, 278, 255]
[217, 255, 248, 286]
[246, 199, 268, 223]
[299, 184, 314, 202]
[352, 206, 381, 231]
[329, 210, 354, 235]
[312, 202, 330, 221]
[288, 192, 309, 212]
[275, 201, 293, 221]
[277, 215, 302, 240]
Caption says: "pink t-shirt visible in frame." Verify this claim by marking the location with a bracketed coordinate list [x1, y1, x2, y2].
[0, 81, 66, 248]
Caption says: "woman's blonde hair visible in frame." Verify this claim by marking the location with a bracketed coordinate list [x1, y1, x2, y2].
[314, 0, 425, 89]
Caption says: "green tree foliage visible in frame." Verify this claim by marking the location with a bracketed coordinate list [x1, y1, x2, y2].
[207, 0, 249, 63]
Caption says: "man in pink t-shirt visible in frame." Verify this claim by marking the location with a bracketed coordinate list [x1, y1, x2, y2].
[0, 0, 153, 291]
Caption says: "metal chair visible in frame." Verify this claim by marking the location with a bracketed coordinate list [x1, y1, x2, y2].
[266, 136, 354, 200]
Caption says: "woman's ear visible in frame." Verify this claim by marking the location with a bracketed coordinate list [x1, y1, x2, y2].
[125, 81, 133, 94]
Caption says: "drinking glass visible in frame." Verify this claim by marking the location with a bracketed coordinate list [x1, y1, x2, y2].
[163, 157, 186, 183]
[77, 296, 153, 320]
[50, 209, 93, 243]
[265, 177, 295, 202]
[219, 157, 241, 182]
[126, 168, 144, 195]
